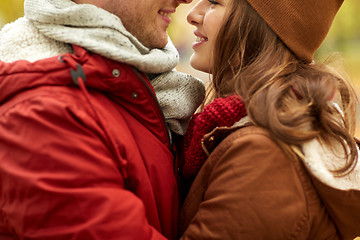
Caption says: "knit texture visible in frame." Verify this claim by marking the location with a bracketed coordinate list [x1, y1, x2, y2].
[24, 0, 179, 74]
[245, 0, 343, 62]
[183, 95, 247, 178]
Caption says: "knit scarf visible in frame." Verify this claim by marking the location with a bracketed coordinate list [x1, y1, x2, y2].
[24, 0, 178, 74]
[182, 95, 248, 178]
[0, 0, 205, 135]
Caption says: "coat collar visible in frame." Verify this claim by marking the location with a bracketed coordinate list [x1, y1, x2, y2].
[201, 116, 252, 155]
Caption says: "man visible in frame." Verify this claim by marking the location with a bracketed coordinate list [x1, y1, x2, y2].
[0, 0, 204, 239]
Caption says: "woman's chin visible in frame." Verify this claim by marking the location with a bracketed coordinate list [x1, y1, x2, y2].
[190, 59, 210, 74]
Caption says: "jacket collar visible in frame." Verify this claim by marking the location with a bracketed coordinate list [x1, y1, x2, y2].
[201, 116, 252, 155]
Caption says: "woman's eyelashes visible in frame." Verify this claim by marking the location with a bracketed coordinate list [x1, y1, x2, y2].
[208, 0, 220, 5]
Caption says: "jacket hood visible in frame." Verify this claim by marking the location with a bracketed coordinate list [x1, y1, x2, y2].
[301, 136, 360, 239]
[0, 46, 131, 105]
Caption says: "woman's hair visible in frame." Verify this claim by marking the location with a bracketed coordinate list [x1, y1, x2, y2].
[208, 0, 358, 175]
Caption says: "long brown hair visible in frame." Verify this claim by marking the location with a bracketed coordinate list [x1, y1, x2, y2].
[208, 0, 358, 175]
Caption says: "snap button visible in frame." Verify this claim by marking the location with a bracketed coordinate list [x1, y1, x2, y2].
[132, 92, 139, 99]
[112, 69, 120, 77]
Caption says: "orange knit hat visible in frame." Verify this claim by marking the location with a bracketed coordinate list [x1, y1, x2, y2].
[245, 0, 344, 62]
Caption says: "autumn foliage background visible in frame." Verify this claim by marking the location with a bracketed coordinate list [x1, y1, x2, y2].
[1, 0, 359, 137]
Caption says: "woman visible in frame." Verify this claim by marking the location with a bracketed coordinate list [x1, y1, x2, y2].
[179, 0, 360, 239]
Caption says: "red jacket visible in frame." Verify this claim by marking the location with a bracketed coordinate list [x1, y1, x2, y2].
[0, 46, 178, 239]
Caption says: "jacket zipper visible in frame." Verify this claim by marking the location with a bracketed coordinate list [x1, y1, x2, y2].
[131, 69, 173, 150]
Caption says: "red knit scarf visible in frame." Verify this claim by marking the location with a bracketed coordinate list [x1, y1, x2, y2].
[182, 95, 247, 178]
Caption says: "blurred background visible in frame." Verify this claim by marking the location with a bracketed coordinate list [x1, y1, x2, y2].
[1, 0, 359, 137]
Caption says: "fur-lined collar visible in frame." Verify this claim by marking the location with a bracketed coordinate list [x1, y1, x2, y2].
[302, 138, 360, 190]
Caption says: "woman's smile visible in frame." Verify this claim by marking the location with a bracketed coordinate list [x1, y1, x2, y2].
[187, 0, 227, 72]
[192, 30, 208, 48]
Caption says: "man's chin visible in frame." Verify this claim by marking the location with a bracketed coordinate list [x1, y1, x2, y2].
[145, 36, 169, 50]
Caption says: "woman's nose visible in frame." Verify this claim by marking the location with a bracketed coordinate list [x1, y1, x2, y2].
[187, 2, 203, 26]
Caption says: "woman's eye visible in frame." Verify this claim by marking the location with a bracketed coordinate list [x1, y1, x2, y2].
[208, 0, 220, 5]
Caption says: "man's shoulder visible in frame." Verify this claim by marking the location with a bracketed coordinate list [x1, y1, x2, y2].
[0, 84, 88, 117]
[0, 17, 72, 63]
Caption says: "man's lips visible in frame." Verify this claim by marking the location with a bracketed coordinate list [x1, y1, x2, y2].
[159, 9, 175, 24]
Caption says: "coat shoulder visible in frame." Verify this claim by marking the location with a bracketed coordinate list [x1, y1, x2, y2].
[207, 125, 280, 163]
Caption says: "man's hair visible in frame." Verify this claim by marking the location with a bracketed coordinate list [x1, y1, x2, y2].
[208, 0, 358, 175]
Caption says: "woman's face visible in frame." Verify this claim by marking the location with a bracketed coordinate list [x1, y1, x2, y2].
[187, 0, 228, 73]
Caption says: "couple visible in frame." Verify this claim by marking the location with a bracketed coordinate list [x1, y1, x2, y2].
[0, 0, 359, 239]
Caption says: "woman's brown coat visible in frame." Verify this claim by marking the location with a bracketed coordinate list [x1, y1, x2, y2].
[180, 125, 360, 240]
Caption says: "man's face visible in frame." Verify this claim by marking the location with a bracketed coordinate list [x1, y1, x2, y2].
[77, 0, 191, 49]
